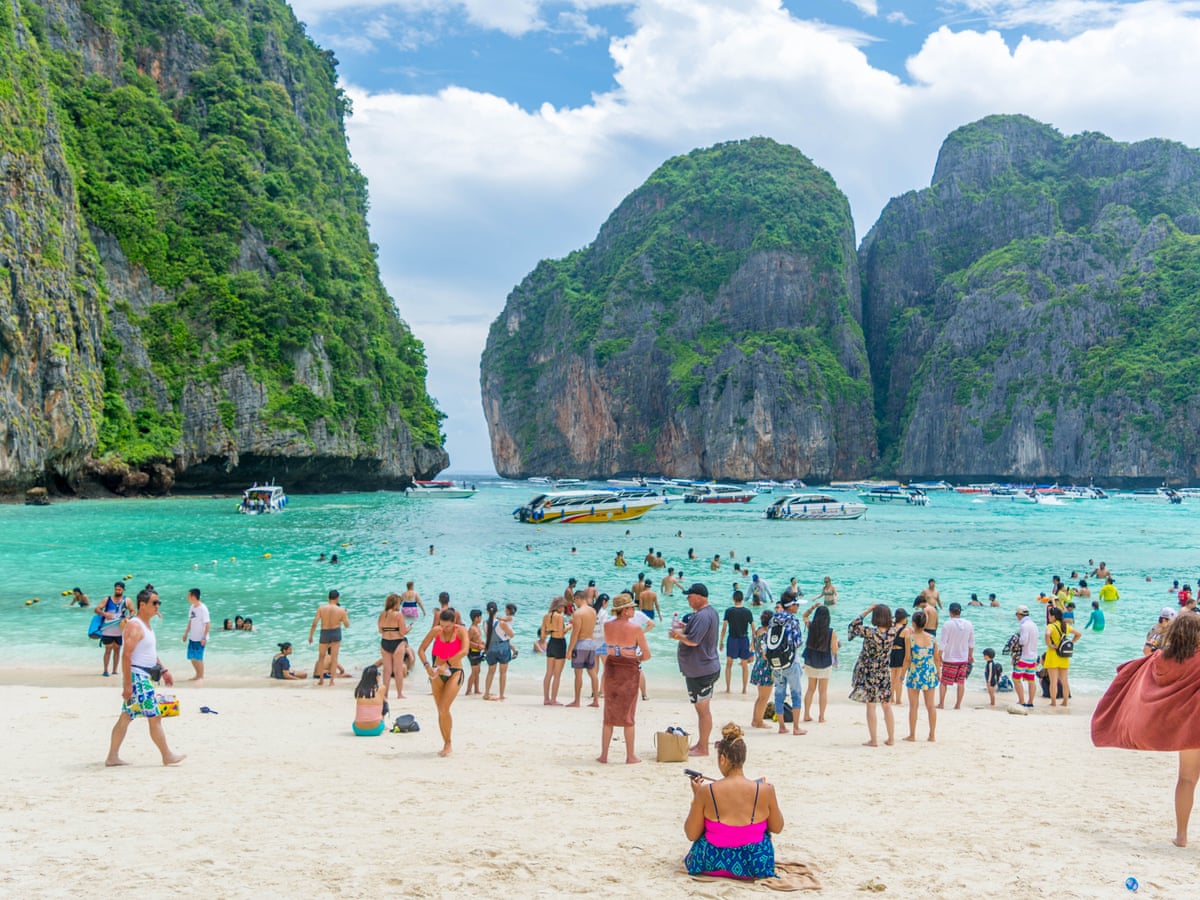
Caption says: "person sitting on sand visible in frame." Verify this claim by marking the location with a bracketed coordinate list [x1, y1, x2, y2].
[684, 723, 784, 879]
[352, 665, 387, 736]
[597, 592, 651, 764]
[271, 643, 307, 680]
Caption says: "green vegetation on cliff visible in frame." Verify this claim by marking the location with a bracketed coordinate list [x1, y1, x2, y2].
[14, 0, 441, 467]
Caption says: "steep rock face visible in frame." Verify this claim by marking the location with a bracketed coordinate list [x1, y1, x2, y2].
[0, 0, 103, 492]
[481, 138, 876, 481]
[0, 0, 445, 494]
[861, 115, 1200, 481]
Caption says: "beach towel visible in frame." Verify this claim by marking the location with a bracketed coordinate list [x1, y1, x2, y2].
[681, 861, 821, 891]
[1091, 651, 1200, 751]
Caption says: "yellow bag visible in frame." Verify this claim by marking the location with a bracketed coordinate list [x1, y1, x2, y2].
[156, 693, 180, 717]
[654, 729, 689, 762]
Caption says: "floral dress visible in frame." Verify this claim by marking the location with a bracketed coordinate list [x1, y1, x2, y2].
[904, 636, 940, 691]
[750, 630, 773, 687]
[848, 617, 901, 703]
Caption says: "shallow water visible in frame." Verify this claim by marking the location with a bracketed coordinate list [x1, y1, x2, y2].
[2, 481, 1194, 692]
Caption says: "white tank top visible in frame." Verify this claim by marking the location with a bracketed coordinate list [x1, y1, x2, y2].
[128, 618, 158, 669]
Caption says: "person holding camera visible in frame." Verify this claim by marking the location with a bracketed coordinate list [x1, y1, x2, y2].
[684, 722, 784, 878]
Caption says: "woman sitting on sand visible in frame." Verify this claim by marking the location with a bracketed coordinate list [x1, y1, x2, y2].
[352, 666, 387, 736]
[684, 723, 784, 879]
[597, 593, 651, 764]
[1093, 613, 1200, 847]
[418, 610, 469, 757]
[749, 611, 775, 728]
[271, 643, 307, 680]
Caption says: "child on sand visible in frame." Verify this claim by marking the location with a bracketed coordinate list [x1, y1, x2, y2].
[983, 648, 1001, 706]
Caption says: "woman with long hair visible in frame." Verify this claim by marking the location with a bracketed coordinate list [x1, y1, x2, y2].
[684, 722, 784, 879]
[483, 601, 516, 701]
[378, 593, 411, 700]
[800, 604, 839, 723]
[417, 609, 469, 757]
[352, 665, 387, 736]
[597, 593, 651, 764]
[749, 610, 775, 728]
[1093, 613, 1200, 846]
[848, 604, 902, 746]
[888, 607, 910, 707]
[1044, 606, 1081, 708]
[542, 597, 569, 706]
[903, 609, 940, 742]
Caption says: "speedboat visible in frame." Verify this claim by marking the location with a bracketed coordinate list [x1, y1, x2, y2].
[683, 483, 757, 504]
[764, 493, 867, 520]
[859, 485, 930, 506]
[1123, 487, 1183, 503]
[238, 483, 287, 514]
[909, 480, 952, 492]
[406, 480, 477, 499]
[985, 486, 1039, 502]
[513, 489, 666, 524]
[1058, 485, 1110, 500]
[955, 483, 1000, 494]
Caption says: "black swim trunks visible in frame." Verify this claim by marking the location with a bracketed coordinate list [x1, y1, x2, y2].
[684, 671, 720, 704]
[546, 637, 567, 660]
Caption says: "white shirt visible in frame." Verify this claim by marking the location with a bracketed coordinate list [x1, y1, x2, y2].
[187, 602, 211, 641]
[1018, 615, 1039, 660]
[939, 616, 974, 662]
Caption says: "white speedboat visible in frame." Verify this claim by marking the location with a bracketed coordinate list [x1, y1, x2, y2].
[859, 485, 930, 506]
[513, 489, 666, 524]
[1058, 485, 1110, 500]
[683, 483, 757, 504]
[910, 480, 952, 492]
[985, 486, 1039, 502]
[406, 480, 477, 499]
[238, 483, 287, 514]
[1122, 487, 1183, 503]
[764, 493, 867, 520]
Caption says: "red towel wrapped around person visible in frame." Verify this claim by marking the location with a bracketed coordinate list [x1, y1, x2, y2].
[1091, 651, 1200, 751]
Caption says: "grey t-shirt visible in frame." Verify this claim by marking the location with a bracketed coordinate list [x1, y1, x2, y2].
[677, 604, 720, 678]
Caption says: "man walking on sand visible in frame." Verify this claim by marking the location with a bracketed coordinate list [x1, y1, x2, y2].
[671, 583, 720, 757]
[181, 588, 210, 682]
[937, 602, 974, 709]
[309, 589, 350, 685]
[567, 592, 600, 707]
[106, 589, 184, 767]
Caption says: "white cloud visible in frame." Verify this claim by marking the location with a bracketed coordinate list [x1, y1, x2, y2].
[845, 0, 879, 15]
[942, 0, 1200, 33]
[337, 0, 1200, 472]
[290, 0, 628, 36]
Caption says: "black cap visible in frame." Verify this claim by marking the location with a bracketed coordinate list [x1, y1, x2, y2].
[686, 583, 708, 598]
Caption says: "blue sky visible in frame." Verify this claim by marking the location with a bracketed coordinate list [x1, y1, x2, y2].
[285, 0, 1200, 473]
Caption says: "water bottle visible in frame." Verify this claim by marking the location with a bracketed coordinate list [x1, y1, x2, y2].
[671, 612, 682, 634]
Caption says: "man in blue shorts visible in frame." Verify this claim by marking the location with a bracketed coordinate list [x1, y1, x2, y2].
[720, 590, 754, 694]
[181, 587, 210, 682]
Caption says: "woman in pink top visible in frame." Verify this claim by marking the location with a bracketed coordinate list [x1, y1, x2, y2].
[684, 723, 784, 879]
[353, 666, 386, 736]
[418, 610, 469, 757]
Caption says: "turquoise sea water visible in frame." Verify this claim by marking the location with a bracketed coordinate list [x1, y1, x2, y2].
[2, 480, 1197, 692]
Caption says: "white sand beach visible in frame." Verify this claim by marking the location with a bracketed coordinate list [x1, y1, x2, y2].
[0, 671, 1190, 898]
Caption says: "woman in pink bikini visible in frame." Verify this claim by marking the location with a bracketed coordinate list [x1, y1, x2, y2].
[684, 722, 785, 879]
[418, 609, 469, 757]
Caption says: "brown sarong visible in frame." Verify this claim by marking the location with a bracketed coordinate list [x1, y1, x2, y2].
[603, 655, 639, 726]
[1092, 651, 1200, 751]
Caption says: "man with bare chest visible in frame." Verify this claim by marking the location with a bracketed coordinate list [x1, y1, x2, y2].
[567, 595, 600, 707]
[309, 589, 350, 685]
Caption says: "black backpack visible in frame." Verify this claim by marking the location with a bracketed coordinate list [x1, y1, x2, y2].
[763, 618, 795, 670]
[1056, 624, 1074, 658]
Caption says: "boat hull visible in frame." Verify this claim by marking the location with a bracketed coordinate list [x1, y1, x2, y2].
[518, 501, 662, 523]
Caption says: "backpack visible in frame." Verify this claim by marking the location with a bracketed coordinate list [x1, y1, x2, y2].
[1002, 631, 1022, 662]
[1055, 624, 1074, 658]
[763, 618, 795, 670]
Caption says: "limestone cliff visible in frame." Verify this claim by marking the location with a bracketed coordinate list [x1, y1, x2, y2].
[860, 115, 1200, 482]
[481, 138, 876, 481]
[0, 0, 445, 494]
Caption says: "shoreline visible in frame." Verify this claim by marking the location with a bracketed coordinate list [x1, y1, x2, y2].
[1, 678, 1189, 898]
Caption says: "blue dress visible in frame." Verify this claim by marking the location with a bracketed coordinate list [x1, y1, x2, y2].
[905, 638, 939, 691]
